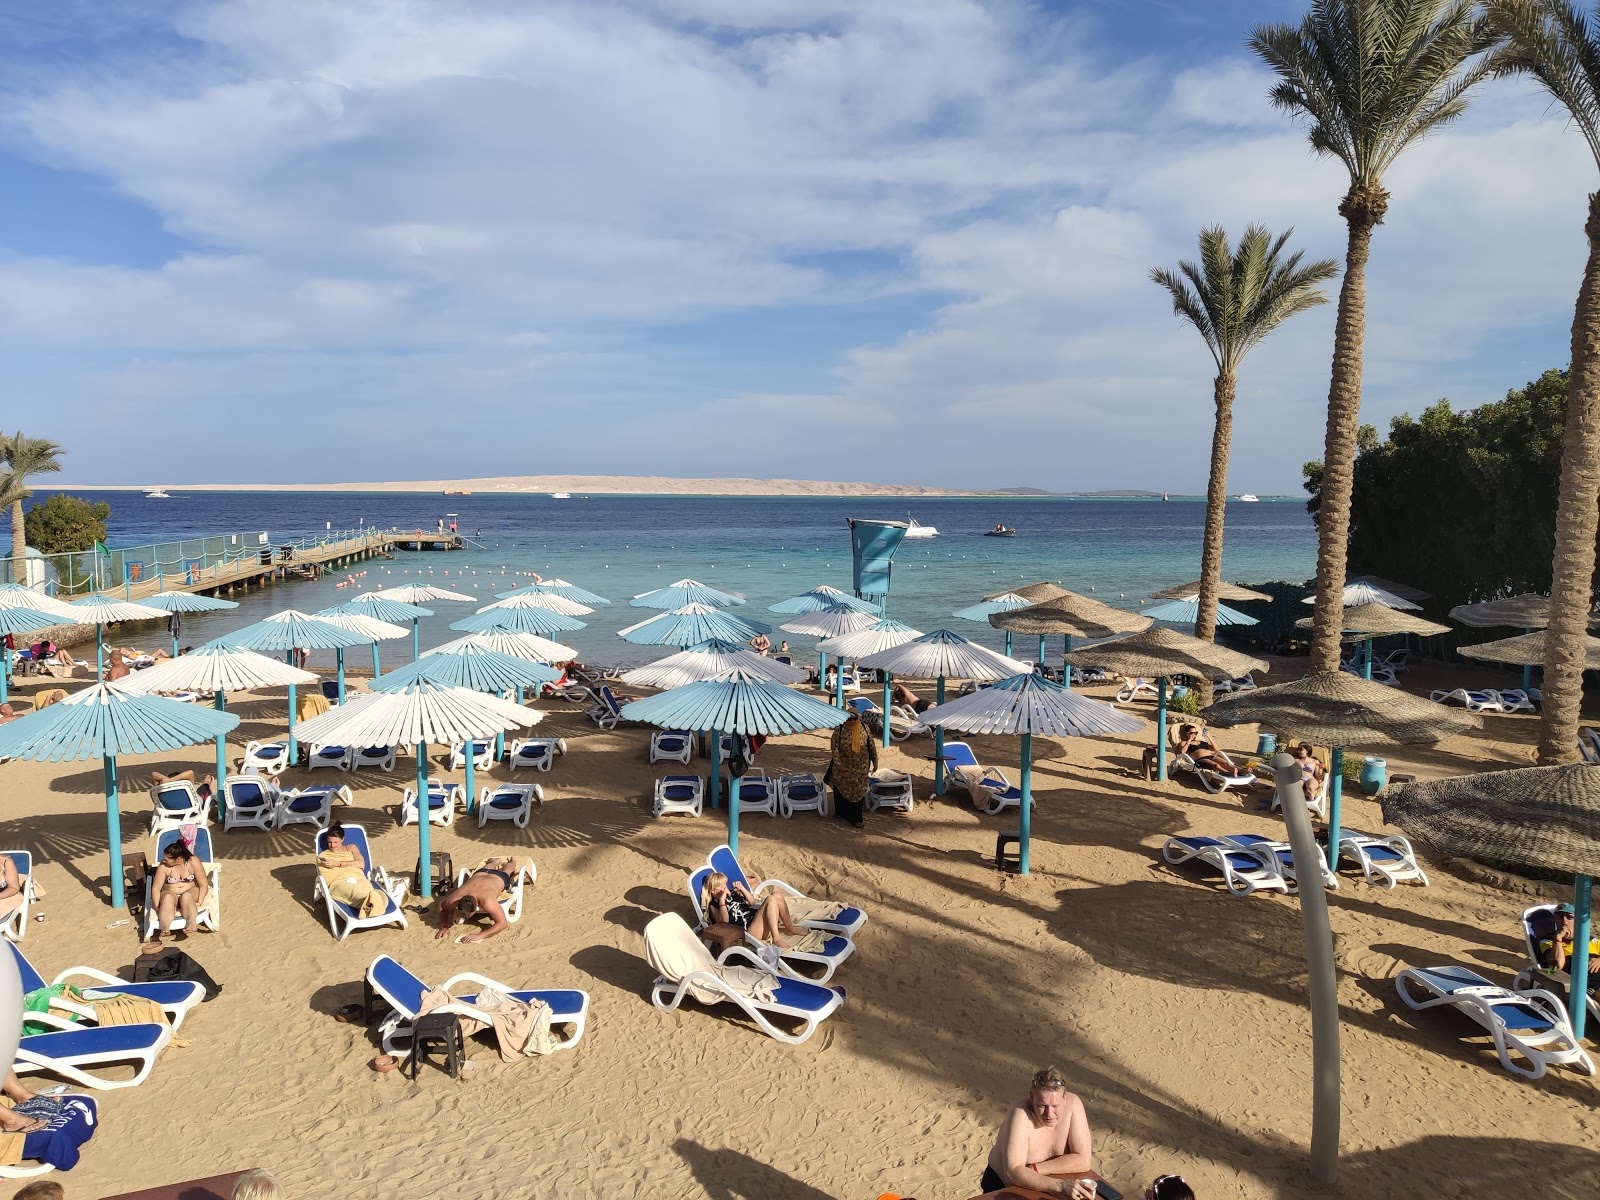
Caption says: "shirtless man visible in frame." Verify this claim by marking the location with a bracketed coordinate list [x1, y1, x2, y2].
[434, 857, 518, 944]
[981, 1066, 1094, 1196]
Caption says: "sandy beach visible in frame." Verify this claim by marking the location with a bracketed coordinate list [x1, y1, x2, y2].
[3, 658, 1595, 1200]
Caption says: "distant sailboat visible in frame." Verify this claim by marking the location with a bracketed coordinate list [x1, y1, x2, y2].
[1162, 491, 1169, 502]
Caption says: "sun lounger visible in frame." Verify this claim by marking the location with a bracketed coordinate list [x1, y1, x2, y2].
[350, 745, 398, 772]
[149, 780, 208, 836]
[1168, 729, 1258, 794]
[649, 729, 694, 765]
[653, 775, 704, 818]
[477, 782, 543, 828]
[364, 953, 589, 1056]
[1430, 688, 1506, 713]
[141, 829, 221, 940]
[706, 843, 867, 936]
[1211, 672, 1258, 694]
[1161, 834, 1291, 897]
[240, 740, 291, 776]
[734, 769, 777, 818]
[307, 743, 354, 771]
[221, 775, 280, 833]
[1, 850, 40, 941]
[1395, 963, 1595, 1080]
[686, 866, 855, 983]
[941, 741, 1020, 815]
[1223, 833, 1337, 892]
[1069, 666, 1112, 686]
[1115, 677, 1160, 704]
[777, 772, 827, 818]
[277, 783, 350, 832]
[453, 859, 537, 922]
[1513, 904, 1600, 1024]
[312, 824, 407, 940]
[9, 940, 204, 1031]
[1337, 830, 1428, 888]
[508, 737, 564, 772]
[645, 912, 843, 1045]
[586, 685, 624, 729]
[1495, 688, 1538, 714]
[399, 781, 460, 827]
[0, 1093, 98, 1180]
[14, 1017, 172, 1089]
[448, 739, 495, 772]
[1582, 728, 1600, 764]
[866, 770, 915, 814]
[1270, 762, 1330, 821]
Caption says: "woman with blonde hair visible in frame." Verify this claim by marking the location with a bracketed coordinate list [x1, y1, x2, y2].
[701, 871, 805, 947]
[231, 1168, 284, 1199]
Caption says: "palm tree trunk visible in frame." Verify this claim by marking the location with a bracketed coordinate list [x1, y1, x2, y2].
[1194, 372, 1235, 707]
[9, 498, 23, 567]
[1308, 187, 1387, 675]
[1538, 192, 1600, 766]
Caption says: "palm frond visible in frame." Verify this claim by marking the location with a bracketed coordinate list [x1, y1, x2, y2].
[1485, 0, 1600, 170]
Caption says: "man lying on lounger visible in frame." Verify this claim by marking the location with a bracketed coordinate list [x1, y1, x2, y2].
[434, 857, 519, 944]
[980, 1066, 1094, 1197]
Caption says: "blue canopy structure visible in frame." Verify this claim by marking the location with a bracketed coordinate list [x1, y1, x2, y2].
[331, 594, 433, 666]
[216, 611, 373, 760]
[618, 603, 770, 648]
[629, 578, 746, 609]
[0, 682, 238, 907]
[139, 591, 240, 658]
[619, 669, 848, 852]
[769, 586, 879, 615]
[0, 606, 65, 705]
[497, 579, 612, 605]
[450, 606, 587, 637]
[1143, 597, 1259, 627]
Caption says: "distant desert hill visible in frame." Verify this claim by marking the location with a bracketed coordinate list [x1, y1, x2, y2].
[67, 474, 992, 496]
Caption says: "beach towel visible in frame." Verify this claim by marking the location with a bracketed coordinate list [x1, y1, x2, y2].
[0, 1095, 97, 1172]
[783, 896, 847, 924]
[316, 850, 389, 919]
[762, 926, 831, 955]
[949, 764, 995, 809]
[298, 691, 331, 723]
[82, 993, 168, 1028]
[643, 912, 776, 1006]
[33, 689, 67, 710]
[420, 984, 557, 1062]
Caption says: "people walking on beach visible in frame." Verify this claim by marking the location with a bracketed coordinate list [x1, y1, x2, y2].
[827, 708, 877, 828]
[980, 1066, 1093, 1196]
[749, 632, 771, 656]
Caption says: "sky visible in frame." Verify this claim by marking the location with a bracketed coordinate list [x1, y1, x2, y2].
[0, 0, 1589, 493]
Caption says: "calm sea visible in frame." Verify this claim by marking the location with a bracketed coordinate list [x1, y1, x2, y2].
[64, 490, 1316, 668]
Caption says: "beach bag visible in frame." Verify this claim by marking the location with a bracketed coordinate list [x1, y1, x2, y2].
[133, 947, 223, 1000]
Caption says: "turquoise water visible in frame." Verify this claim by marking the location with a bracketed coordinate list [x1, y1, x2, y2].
[71, 491, 1317, 668]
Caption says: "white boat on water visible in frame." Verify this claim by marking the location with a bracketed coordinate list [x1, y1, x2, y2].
[1237, 494, 1259, 502]
[550, 492, 571, 499]
[144, 487, 172, 499]
[903, 515, 938, 539]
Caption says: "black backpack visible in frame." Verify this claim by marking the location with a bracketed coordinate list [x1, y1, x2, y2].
[133, 947, 223, 1000]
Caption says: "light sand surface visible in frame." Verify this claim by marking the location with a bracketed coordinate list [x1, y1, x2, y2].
[2, 662, 1597, 1200]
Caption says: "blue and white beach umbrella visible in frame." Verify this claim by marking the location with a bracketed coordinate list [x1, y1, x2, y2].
[331, 595, 433, 667]
[1144, 596, 1259, 627]
[619, 668, 849, 852]
[216, 611, 373, 760]
[313, 607, 410, 701]
[69, 594, 166, 674]
[424, 631, 578, 665]
[922, 673, 1143, 874]
[450, 606, 587, 637]
[0, 606, 65, 705]
[497, 578, 612, 606]
[619, 638, 809, 690]
[0, 583, 78, 618]
[816, 619, 923, 741]
[618, 603, 769, 648]
[953, 591, 1031, 656]
[0, 682, 239, 908]
[629, 578, 747, 609]
[769, 585, 879, 615]
[477, 591, 593, 616]
[139, 590, 240, 658]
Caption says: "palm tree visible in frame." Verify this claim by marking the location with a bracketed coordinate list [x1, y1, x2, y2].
[1484, 1, 1600, 763]
[1251, 0, 1488, 673]
[1151, 225, 1338, 669]
[0, 432, 65, 566]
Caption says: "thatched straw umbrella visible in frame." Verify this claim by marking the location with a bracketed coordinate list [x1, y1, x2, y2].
[1292, 602, 1451, 680]
[1449, 593, 1552, 691]
[990, 592, 1152, 690]
[1150, 580, 1273, 601]
[986, 581, 1069, 604]
[1065, 627, 1267, 781]
[1459, 631, 1600, 672]
[1384, 764, 1600, 1038]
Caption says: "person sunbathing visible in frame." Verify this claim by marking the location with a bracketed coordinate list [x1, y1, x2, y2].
[1174, 724, 1239, 775]
[891, 683, 934, 713]
[1541, 903, 1600, 975]
[1292, 741, 1326, 801]
[0, 853, 27, 929]
[701, 871, 806, 949]
[981, 1065, 1094, 1196]
[150, 769, 216, 800]
[434, 858, 520, 943]
[315, 824, 391, 919]
[0, 702, 15, 725]
[150, 840, 208, 943]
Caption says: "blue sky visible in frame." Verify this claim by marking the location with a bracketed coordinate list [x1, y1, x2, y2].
[0, 1, 1587, 492]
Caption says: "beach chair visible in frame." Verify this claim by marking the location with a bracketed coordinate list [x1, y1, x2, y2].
[1395, 963, 1595, 1080]
[312, 824, 407, 940]
[1169, 726, 1258, 795]
[706, 843, 867, 937]
[585, 685, 624, 730]
[777, 772, 827, 818]
[734, 769, 777, 818]
[649, 729, 694, 765]
[9, 940, 204, 1032]
[1068, 665, 1112, 686]
[1379, 648, 1412, 673]
[1222, 833, 1338, 892]
[364, 954, 589, 1056]
[1430, 688, 1506, 713]
[1, 850, 40, 942]
[1115, 677, 1160, 704]
[686, 866, 855, 982]
[14, 1018, 172, 1090]
[1494, 689, 1538, 714]
[1211, 672, 1258, 694]
[221, 775, 281, 833]
[453, 859, 537, 922]
[448, 739, 495, 772]
[399, 781, 460, 827]
[508, 736, 564, 772]
[148, 780, 208, 836]
[940, 742, 1021, 816]
[866, 770, 915, 814]
[1270, 760, 1330, 822]
[477, 782, 542, 828]
[653, 774, 704, 818]
[1582, 728, 1600, 764]
[823, 665, 861, 694]
[351, 745, 399, 772]
[240, 739, 291, 775]
[645, 912, 843, 1045]
[0, 1093, 97, 1181]
[319, 679, 340, 702]
[1513, 904, 1600, 1024]
[141, 829, 221, 940]
[277, 782, 350, 832]
[307, 743, 354, 771]
[1161, 834, 1290, 897]
[1337, 830, 1428, 888]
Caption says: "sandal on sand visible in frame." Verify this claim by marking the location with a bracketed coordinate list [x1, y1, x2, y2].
[334, 1004, 365, 1024]
[370, 1054, 401, 1073]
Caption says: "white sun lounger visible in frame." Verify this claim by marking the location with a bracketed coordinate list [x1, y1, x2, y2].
[653, 774, 704, 818]
[365, 953, 589, 1056]
[1115, 677, 1161, 704]
[686, 865, 855, 982]
[278, 783, 350, 832]
[734, 769, 777, 818]
[221, 775, 280, 832]
[307, 743, 354, 772]
[399, 781, 460, 827]
[645, 912, 844, 1045]
[14, 1017, 172, 1089]
[448, 739, 495, 772]
[351, 745, 399, 772]
[1430, 688, 1506, 713]
[477, 782, 543, 828]
[1223, 833, 1338, 892]
[1338, 830, 1428, 888]
[586, 685, 624, 729]
[312, 824, 407, 940]
[650, 729, 694, 765]
[1161, 834, 1290, 897]
[1513, 904, 1600, 1024]
[9, 940, 203, 1031]
[777, 772, 827, 818]
[141, 829, 221, 940]
[707, 843, 867, 937]
[1396, 964, 1595, 1080]
[240, 739, 291, 776]
[941, 741, 1020, 815]
[149, 780, 208, 836]
[509, 737, 564, 772]
[1, 850, 40, 941]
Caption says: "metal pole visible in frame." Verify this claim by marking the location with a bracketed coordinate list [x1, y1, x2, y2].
[371, 643, 382, 681]
[1018, 732, 1032, 876]
[835, 658, 845, 707]
[412, 619, 421, 662]
[96, 623, 105, 675]
[1156, 677, 1168, 782]
[934, 676, 947, 795]
[1272, 752, 1340, 1184]
[337, 648, 346, 703]
[214, 688, 227, 821]
[1004, 630, 1012, 657]
[287, 682, 298, 763]
[709, 727, 721, 812]
[464, 740, 476, 818]
[1037, 634, 1045, 667]
[728, 770, 742, 854]
[882, 671, 892, 750]
[1326, 748, 1345, 871]
[416, 740, 432, 899]
[105, 755, 124, 909]
[1572, 874, 1593, 1039]
[819, 651, 827, 693]
[1361, 640, 1372, 681]
[1062, 634, 1072, 690]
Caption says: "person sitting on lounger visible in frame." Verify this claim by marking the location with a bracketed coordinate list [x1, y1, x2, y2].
[1541, 903, 1600, 975]
[315, 823, 391, 919]
[150, 839, 209, 943]
[1292, 741, 1326, 801]
[0, 1070, 51, 1135]
[980, 1065, 1094, 1197]
[150, 769, 215, 800]
[434, 857, 519, 944]
[701, 871, 806, 949]
[891, 683, 934, 714]
[1175, 725, 1238, 775]
[0, 854, 28, 930]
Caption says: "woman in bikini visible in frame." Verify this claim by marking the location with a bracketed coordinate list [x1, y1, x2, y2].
[150, 840, 208, 942]
[701, 871, 806, 948]
[1293, 741, 1326, 802]
[0, 853, 27, 928]
[1174, 724, 1239, 775]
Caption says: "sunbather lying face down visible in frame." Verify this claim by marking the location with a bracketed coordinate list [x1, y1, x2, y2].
[435, 858, 518, 943]
[981, 1066, 1094, 1197]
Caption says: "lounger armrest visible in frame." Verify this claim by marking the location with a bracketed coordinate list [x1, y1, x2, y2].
[750, 878, 804, 900]
[715, 945, 774, 973]
[50, 964, 127, 989]
[440, 969, 521, 994]
[22, 1010, 84, 1032]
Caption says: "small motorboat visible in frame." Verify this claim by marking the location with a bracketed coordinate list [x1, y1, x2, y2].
[1237, 493, 1259, 502]
[903, 515, 938, 539]
[985, 525, 1018, 538]
[143, 487, 172, 499]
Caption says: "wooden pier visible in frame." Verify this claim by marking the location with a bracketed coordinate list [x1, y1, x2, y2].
[109, 530, 403, 603]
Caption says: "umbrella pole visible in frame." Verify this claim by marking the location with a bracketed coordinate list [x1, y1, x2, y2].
[372, 643, 382, 681]
[819, 651, 827, 694]
[1326, 748, 1344, 871]
[417, 741, 432, 899]
[835, 659, 844, 707]
[97, 623, 105, 676]
[464, 741, 476, 818]
[709, 728, 721, 811]
[1272, 753, 1340, 1183]
[728, 772, 742, 853]
[1, 653, 7, 705]
[337, 649, 346, 704]
[214, 688, 228, 821]
[882, 672, 892, 750]
[934, 676, 947, 796]
[1019, 732, 1032, 876]
[287, 682, 298, 763]
[1063, 635, 1072, 690]
[1037, 634, 1045, 667]
[1005, 631, 1012, 657]
[413, 619, 421, 662]
[1572, 874, 1593, 1039]
[1362, 640, 1372, 681]
[104, 755, 124, 910]
[1156, 677, 1168, 782]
